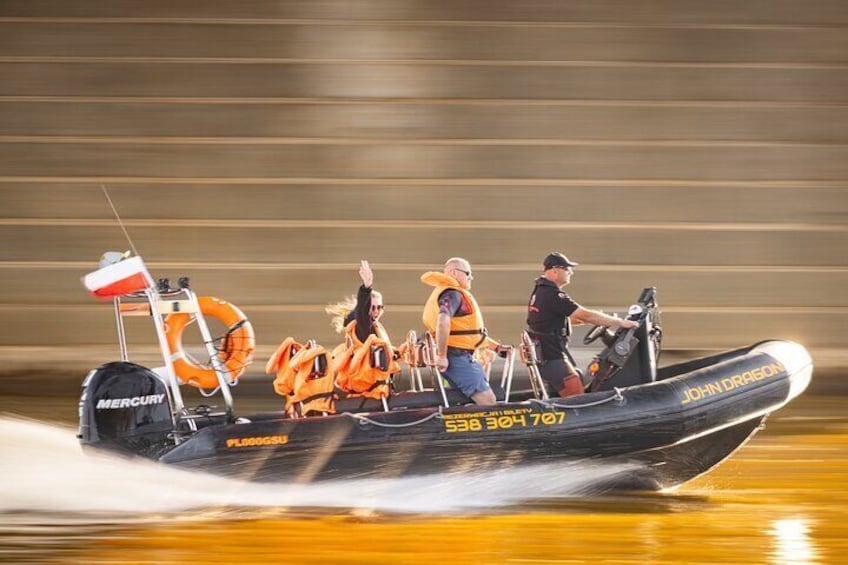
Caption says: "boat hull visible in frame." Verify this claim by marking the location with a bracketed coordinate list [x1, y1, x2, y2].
[150, 340, 811, 491]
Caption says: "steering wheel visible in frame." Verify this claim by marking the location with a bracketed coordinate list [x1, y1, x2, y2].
[583, 325, 608, 345]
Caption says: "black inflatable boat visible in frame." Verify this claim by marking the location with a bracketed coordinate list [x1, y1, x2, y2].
[78, 277, 813, 492]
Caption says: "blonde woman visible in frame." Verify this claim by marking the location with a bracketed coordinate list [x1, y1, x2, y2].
[327, 261, 402, 399]
[326, 260, 387, 344]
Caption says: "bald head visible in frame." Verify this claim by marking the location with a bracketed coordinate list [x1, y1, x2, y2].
[444, 257, 470, 271]
[444, 257, 473, 289]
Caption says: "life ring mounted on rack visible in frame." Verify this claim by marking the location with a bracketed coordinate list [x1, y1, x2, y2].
[165, 296, 256, 389]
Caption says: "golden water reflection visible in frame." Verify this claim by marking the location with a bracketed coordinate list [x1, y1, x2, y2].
[1, 394, 844, 564]
[770, 518, 818, 565]
[60, 429, 846, 565]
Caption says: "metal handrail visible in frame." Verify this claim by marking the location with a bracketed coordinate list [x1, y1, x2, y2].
[420, 333, 449, 408]
[499, 348, 517, 403]
[144, 288, 188, 430]
[111, 287, 239, 432]
[184, 288, 235, 420]
[520, 330, 549, 400]
[113, 297, 128, 362]
[404, 330, 424, 392]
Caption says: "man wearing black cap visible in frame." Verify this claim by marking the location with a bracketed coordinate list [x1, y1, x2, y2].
[526, 252, 638, 397]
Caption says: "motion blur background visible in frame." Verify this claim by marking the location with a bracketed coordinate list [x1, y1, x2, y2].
[1, 0, 846, 387]
[2, 4, 847, 564]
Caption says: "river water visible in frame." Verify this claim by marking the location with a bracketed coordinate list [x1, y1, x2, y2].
[1, 390, 845, 564]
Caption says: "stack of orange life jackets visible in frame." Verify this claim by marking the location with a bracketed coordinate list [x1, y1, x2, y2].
[332, 320, 400, 401]
[266, 321, 402, 416]
[266, 338, 336, 416]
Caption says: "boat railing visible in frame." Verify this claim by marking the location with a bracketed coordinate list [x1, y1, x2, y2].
[404, 330, 426, 392]
[519, 330, 550, 400]
[113, 285, 235, 431]
[403, 330, 519, 406]
[418, 332, 450, 407]
[498, 347, 517, 403]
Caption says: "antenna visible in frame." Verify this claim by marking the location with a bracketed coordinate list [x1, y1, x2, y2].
[100, 184, 140, 257]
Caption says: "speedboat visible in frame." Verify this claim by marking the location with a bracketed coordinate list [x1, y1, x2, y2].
[77, 256, 813, 491]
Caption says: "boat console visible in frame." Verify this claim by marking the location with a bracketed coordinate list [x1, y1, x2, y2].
[586, 287, 663, 391]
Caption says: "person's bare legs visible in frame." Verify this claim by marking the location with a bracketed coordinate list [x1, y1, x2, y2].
[471, 389, 497, 405]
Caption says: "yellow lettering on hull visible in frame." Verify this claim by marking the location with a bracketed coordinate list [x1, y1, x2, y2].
[680, 361, 784, 405]
[226, 435, 289, 448]
[444, 407, 564, 433]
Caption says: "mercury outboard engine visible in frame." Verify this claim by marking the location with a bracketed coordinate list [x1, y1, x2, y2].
[78, 361, 176, 456]
[587, 287, 663, 392]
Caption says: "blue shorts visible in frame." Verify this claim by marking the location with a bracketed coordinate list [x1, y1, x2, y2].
[441, 351, 491, 398]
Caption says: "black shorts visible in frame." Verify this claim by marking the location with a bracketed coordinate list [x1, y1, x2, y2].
[538, 357, 582, 395]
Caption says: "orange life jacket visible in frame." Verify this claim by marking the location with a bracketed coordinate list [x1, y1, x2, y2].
[288, 343, 336, 415]
[266, 337, 302, 412]
[333, 320, 399, 400]
[266, 338, 335, 416]
[421, 271, 490, 351]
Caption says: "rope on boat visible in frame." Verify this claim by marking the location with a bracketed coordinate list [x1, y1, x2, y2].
[342, 408, 444, 428]
[193, 374, 240, 397]
[530, 387, 625, 409]
[197, 385, 222, 398]
[341, 388, 623, 427]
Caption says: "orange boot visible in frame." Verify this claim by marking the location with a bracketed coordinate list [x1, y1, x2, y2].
[558, 373, 584, 398]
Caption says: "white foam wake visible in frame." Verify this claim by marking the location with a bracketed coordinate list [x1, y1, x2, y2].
[0, 415, 640, 516]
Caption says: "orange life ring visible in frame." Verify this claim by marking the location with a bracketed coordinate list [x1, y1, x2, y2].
[165, 296, 255, 388]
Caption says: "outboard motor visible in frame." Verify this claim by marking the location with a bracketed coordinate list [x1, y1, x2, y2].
[78, 361, 175, 456]
[588, 287, 663, 392]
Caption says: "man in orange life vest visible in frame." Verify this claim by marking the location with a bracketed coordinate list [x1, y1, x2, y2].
[422, 257, 510, 406]
[527, 252, 638, 397]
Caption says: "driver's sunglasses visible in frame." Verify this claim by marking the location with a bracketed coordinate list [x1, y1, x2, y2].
[371, 304, 385, 311]
[456, 268, 474, 279]
[556, 266, 574, 274]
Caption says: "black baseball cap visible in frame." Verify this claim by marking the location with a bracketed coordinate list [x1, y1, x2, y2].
[543, 252, 579, 270]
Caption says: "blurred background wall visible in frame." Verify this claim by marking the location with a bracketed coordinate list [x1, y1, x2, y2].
[1, 1, 846, 378]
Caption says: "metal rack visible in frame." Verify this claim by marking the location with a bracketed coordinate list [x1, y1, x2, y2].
[113, 285, 235, 431]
